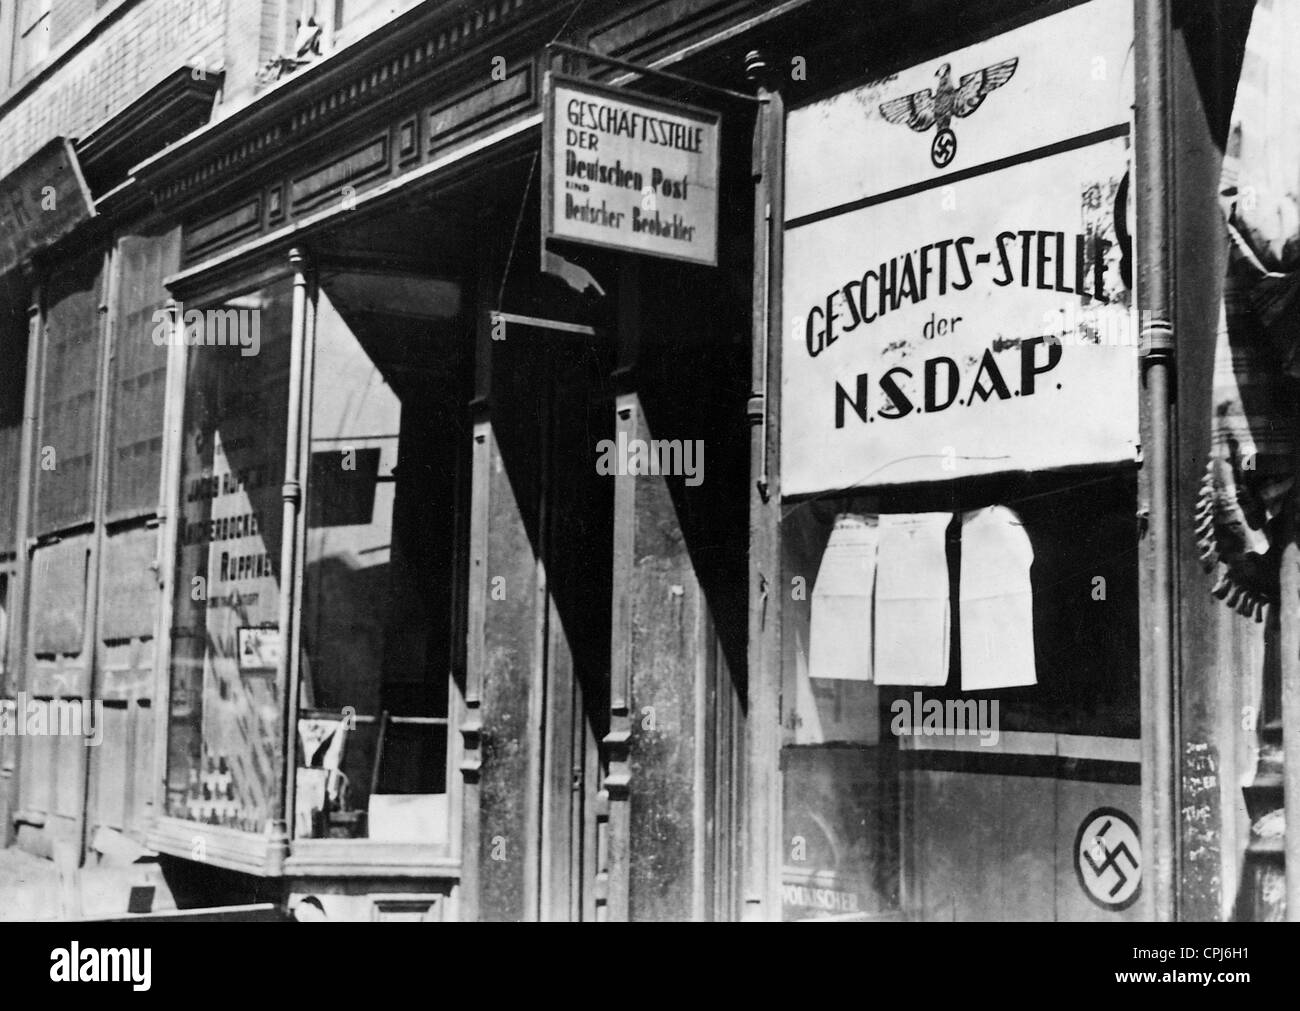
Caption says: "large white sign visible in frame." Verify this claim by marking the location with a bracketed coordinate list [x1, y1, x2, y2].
[544, 75, 720, 265]
[781, 0, 1138, 496]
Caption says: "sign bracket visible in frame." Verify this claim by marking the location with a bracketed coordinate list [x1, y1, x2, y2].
[546, 41, 766, 105]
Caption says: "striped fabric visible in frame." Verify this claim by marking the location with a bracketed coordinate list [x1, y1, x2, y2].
[1198, 1, 1300, 620]
[1197, 233, 1298, 620]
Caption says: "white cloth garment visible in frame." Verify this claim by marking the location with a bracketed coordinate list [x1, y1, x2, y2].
[809, 513, 878, 681]
[873, 512, 952, 686]
[960, 505, 1037, 690]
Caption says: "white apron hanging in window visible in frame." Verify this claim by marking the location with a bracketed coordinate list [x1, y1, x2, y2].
[960, 505, 1037, 691]
[809, 513, 878, 681]
[873, 512, 952, 686]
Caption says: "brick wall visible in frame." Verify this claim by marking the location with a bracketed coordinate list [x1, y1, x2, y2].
[0, 0, 228, 179]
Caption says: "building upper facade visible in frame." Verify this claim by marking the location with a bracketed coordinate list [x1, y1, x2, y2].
[0, 1, 434, 184]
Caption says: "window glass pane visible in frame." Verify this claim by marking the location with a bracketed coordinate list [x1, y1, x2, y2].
[165, 281, 292, 830]
[332, 0, 420, 40]
[780, 472, 1139, 920]
[781, 501, 899, 921]
[294, 286, 457, 842]
[13, 0, 51, 81]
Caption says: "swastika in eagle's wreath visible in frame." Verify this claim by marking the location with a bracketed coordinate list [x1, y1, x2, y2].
[1074, 807, 1141, 911]
[878, 58, 1019, 168]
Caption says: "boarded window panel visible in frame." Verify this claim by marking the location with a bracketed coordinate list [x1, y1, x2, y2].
[93, 701, 130, 831]
[130, 699, 154, 831]
[55, 732, 82, 818]
[95, 526, 159, 838]
[0, 297, 27, 558]
[36, 252, 103, 534]
[20, 727, 55, 818]
[100, 526, 158, 644]
[0, 426, 20, 555]
[0, 703, 12, 805]
[0, 575, 9, 693]
[109, 228, 179, 518]
[29, 536, 87, 656]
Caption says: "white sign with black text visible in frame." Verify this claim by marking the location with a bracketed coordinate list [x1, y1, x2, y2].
[780, 0, 1137, 496]
[544, 74, 720, 265]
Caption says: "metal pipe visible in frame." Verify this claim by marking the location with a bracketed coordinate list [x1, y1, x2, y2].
[742, 49, 784, 922]
[1134, 0, 1178, 922]
[286, 261, 315, 850]
[150, 296, 188, 832]
[272, 247, 311, 866]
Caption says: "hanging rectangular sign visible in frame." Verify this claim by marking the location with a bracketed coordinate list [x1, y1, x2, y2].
[780, 0, 1137, 497]
[543, 73, 720, 266]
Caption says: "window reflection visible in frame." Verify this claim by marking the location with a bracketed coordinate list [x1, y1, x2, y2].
[165, 282, 292, 830]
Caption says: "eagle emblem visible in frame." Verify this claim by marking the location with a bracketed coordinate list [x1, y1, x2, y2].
[878, 57, 1019, 168]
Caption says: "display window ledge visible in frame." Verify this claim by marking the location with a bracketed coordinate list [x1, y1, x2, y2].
[285, 840, 459, 879]
[148, 817, 284, 876]
[150, 818, 460, 878]
[897, 730, 1140, 761]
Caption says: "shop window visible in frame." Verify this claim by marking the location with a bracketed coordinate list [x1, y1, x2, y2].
[780, 470, 1138, 921]
[6, 0, 120, 85]
[255, 0, 421, 85]
[330, 0, 422, 48]
[164, 280, 292, 831]
[293, 287, 461, 843]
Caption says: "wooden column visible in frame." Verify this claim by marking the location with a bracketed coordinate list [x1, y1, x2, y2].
[463, 229, 546, 921]
[78, 245, 119, 862]
[1, 275, 42, 848]
[603, 262, 638, 921]
[605, 256, 717, 921]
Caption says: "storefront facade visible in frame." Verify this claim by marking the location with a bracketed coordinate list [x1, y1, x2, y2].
[126, 0, 763, 921]
[1, 0, 1296, 921]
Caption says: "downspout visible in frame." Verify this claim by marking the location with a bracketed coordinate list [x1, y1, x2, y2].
[271, 247, 311, 872]
[288, 258, 316, 852]
[150, 295, 188, 834]
[742, 49, 782, 922]
[1134, 0, 1178, 922]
